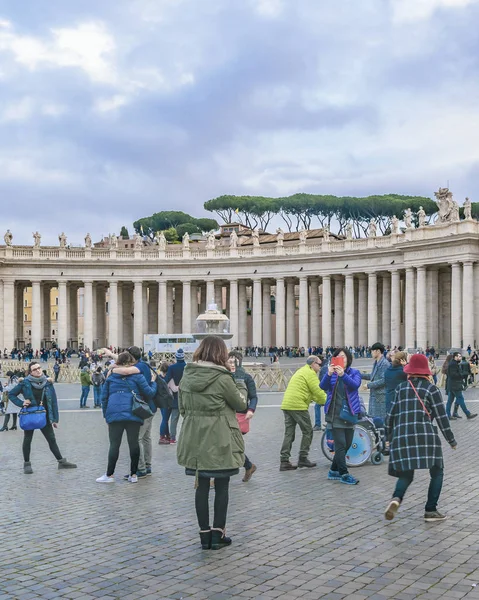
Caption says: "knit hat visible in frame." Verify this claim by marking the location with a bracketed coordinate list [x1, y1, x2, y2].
[403, 354, 431, 376]
[175, 348, 185, 360]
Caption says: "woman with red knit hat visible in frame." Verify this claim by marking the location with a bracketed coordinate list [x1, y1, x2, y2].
[384, 353, 457, 522]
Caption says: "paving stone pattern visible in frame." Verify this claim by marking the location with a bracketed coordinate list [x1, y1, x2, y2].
[1, 391, 479, 599]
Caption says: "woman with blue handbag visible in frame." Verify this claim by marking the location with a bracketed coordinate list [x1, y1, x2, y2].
[8, 362, 77, 475]
[320, 347, 363, 486]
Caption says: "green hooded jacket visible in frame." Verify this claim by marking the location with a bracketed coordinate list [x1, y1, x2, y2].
[177, 361, 247, 473]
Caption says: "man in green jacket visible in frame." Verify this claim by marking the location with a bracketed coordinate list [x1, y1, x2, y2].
[79, 367, 93, 409]
[280, 356, 326, 471]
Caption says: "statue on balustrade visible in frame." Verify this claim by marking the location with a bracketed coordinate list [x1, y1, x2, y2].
[346, 222, 353, 240]
[33, 231, 41, 247]
[323, 225, 330, 241]
[206, 231, 216, 249]
[368, 218, 377, 237]
[229, 230, 238, 248]
[4, 229, 12, 246]
[135, 233, 143, 249]
[391, 215, 399, 234]
[252, 228, 260, 247]
[464, 197, 472, 220]
[451, 200, 460, 222]
[404, 208, 412, 229]
[85, 233, 92, 249]
[58, 232, 67, 248]
[276, 227, 284, 246]
[182, 232, 190, 249]
[157, 231, 166, 250]
[417, 206, 426, 228]
[110, 233, 118, 249]
[434, 187, 454, 223]
[299, 229, 307, 244]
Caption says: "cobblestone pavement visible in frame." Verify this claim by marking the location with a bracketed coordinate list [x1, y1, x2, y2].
[1, 386, 479, 600]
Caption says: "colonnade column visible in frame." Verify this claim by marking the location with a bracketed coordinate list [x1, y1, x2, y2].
[405, 267, 416, 349]
[344, 274, 355, 347]
[428, 269, 439, 348]
[451, 262, 462, 348]
[191, 284, 198, 331]
[83, 281, 93, 350]
[382, 274, 391, 347]
[275, 278, 285, 348]
[133, 282, 143, 347]
[390, 270, 401, 348]
[158, 281, 167, 333]
[58, 281, 68, 349]
[3, 280, 15, 350]
[262, 282, 271, 347]
[357, 276, 367, 347]
[31, 280, 42, 351]
[108, 281, 118, 349]
[182, 280, 191, 333]
[309, 279, 320, 346]
[229, 280, 238, 347]
[321, 275, 332, 348]
[298, 276, 309, 350]
[252, 279, 262, 347]
[334, 277, 344, 347]
[475, 264, 479, 349]
[462, 261, 474, 349]
[416, 266, 427, 350]
[43, 285, 51, 342]
[0, 281, 4, 350]
[286, 280, 296, 346]
[206, 281, 215, 306]
[166, 284, 174, 334]
[367, 272, 378, 346]
[238, 282, 247, 347]
[148, 284, 159, 333]
[116, 284, 123, 348]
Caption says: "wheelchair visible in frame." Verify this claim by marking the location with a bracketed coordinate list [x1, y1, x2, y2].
[321, 416, 386, 467]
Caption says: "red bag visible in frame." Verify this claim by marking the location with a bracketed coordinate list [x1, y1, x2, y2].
[236, 413, 250, 434]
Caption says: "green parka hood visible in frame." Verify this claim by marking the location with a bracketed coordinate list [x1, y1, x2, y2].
[180, 362, 230, 393]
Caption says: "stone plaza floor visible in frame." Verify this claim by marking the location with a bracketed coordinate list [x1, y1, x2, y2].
[1, 384, 479, 600]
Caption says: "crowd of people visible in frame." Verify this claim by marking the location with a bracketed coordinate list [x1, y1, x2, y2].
[1, 338, 476, 550]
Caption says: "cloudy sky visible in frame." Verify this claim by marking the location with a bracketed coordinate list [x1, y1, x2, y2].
[1, 0, 478, 245]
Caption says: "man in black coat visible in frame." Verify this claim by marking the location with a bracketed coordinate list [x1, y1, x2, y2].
[447, 353, 477, 420]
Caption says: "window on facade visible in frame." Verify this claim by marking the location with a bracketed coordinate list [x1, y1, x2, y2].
[24, 313, 27, 321]
[24, 299, 28, 307]
[55, 297, 59, 305]
[56, 312, 58, 319]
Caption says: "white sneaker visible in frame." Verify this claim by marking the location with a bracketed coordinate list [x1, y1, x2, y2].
[128, 474, 138, 483]
[96, 474, 115, 483]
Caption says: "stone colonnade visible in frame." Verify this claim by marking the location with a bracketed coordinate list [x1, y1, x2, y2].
[1, 260, 477, 351]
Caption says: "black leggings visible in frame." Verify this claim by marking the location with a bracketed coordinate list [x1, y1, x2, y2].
[107, 421, 141, 477]
[23, 423, 63, 462]
[195, 477, 230, 530]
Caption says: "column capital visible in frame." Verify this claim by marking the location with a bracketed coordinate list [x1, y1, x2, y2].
[462, 260, 474, 267]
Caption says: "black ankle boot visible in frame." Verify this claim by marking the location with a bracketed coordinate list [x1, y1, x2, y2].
[1, 415, 10, 431]
[199, 530, 212, 549]
[9, 425, 17, 430]
[211, 528, 232, 550]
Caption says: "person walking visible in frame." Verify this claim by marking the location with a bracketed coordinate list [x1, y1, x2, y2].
[446, 352, 477, 420]
[384, 354, 457, 522]
[313, 356, 326, 431]
[384, 351, 408, 415]
[92, 367, 105, 408]
[53, 361, 61, 383]
[79, 366, 92, 408]
[321, 347, 362, 485]
[163, 349, 187, 444]
[362, 342, 389, 419]
[96, 351, 157, 483]
[177, 336, 247, 550]
[228, 350, 258, 482]
[279, 356, 326, 471]
[0, 371, 21, 431]
[8, 362, 77, 474]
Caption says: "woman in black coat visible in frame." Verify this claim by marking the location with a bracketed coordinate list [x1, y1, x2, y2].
[384, 351, 408, 415]
[384, 354, 456, 523]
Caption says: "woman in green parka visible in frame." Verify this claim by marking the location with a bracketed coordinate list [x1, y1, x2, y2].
[177, 336, 247, 551]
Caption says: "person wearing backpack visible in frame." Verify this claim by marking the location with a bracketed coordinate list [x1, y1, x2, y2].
[92, 367, 105, 408]
[162, 349, 187, 445]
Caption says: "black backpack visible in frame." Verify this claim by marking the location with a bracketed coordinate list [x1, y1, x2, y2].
[146, 365, 174, 409]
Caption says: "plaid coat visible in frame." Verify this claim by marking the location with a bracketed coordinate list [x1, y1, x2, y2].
[385, 377, 456, 475]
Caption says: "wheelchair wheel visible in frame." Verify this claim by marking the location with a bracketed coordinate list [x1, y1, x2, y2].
[321, 425, 373, 467]
[321, 430, 334, 462]
[370, 451, 383, 465]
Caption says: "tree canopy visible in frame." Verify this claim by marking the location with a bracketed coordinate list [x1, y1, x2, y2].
[204, 193, 439, 236]
[133, 211, 219, 240]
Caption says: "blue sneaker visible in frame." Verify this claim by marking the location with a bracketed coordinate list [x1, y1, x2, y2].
[340, 474, 359, 485]
[137, 471, 148, 479]
[146, 468, 152, 476]
[327, 470, 341, 480]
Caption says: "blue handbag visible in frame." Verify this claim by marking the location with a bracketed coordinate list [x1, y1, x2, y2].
[339, 398, 359, 425]
[19, 390, 47, 431]
[19, 405, 47, 430]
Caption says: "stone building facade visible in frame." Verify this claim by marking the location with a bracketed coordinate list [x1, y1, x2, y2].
[0, 218, 477, 352]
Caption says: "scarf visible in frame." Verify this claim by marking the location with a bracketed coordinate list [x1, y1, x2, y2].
[27, 374, 49, 390]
